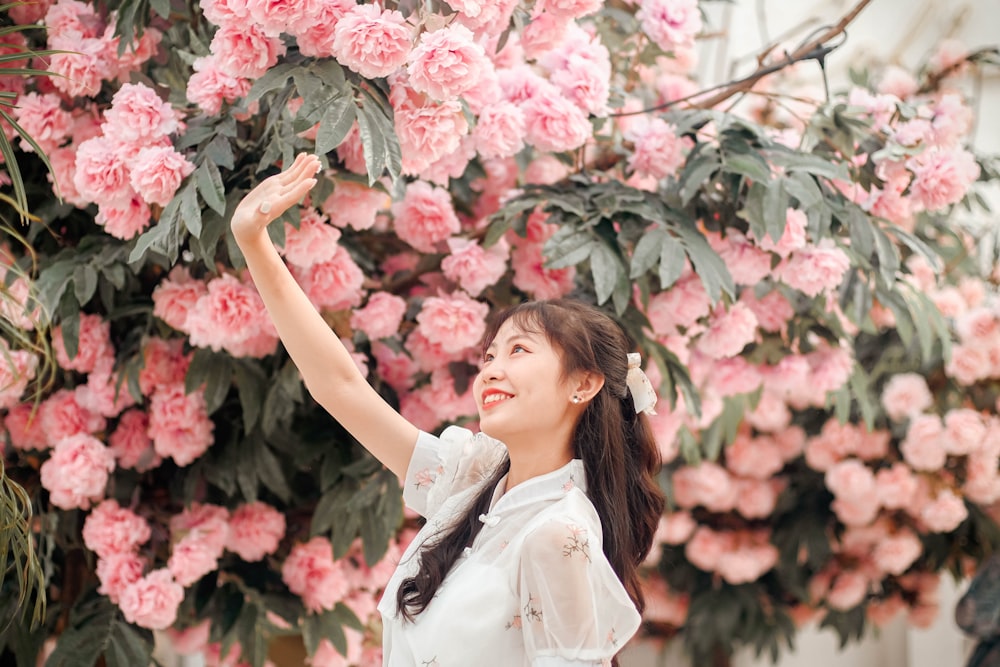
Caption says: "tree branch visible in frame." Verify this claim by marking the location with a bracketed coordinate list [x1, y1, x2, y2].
[612, 0, 874, 117]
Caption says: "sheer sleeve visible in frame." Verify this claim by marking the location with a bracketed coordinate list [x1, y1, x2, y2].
[518, 515, 641, 664]
[401, 425, 507, 519]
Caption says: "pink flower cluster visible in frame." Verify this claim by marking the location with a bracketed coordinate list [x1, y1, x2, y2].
[70, 82, 191, 239]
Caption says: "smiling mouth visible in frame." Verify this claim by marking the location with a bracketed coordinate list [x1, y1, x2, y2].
[483, 393, 513, 406]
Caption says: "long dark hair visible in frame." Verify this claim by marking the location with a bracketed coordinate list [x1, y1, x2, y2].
[396, 299, 664, 628]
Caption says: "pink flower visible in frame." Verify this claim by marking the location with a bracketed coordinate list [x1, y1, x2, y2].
[716, 540, 779, 585]
[900, 414, 947, 472]
[0, 344, 37, 410]
[39, 433, 115, 510]
[82, 499, 151, 558]
[776, 241, 850, 297]
[826, 571, 868, 611]
[520, 13, 571, 58]
[658, 512, 696, 546]
[877, 65, 918, 99]
[734, 478, 782, 519]
[96, 195, 151, 240]
[332, 4, 412, 79]
[684, 526, 730, 572]
[805, 345, 854, 395]
[321, 181, 390, 231]
[405, 328, 467, 372]
[109, 409, 160, 471]
[168, 535, 221, 587]
[103, 83, 177, 143]
[186, 273, 270, 353]
[280, 209, 341, 268]
[724, 433, 783, 479]
[39, 389, 106, 444]
[10, 92, 72, 153]
[96, 551, 146, 604]
[825, 459, 877, 500]
[138, 337, 191, 397]
[408, 25, 491, 101]
[874, 463, 918, 510]
[831, 497, 879, 527]
[415, 292, 489, 354]
[943, 408, 987, 456]
[52, 312, 113, 374]
[944, 343, 991, 386]
[908, 147, 980, 212]
[473, 102, 526, 159]
[171, 503, 230, 554]
[510, 241, 576, 299]
[72, 136, 134, 208]
[626, 117, 688, 180]
[637, 0, 702, 51]
[645, 271, 711, 334]
[697, 303, 757, 359]
[965, 451, 1000, 504]
[164, 620, 211, 656]
[281, 537, 351, 613]
[119, 569, 184, 630]
[392, 181, 461, 253]
[522, 86, 592, 153]
[708, 231, 771, 286]
[537, 0, 602, 18]
[186, 55, 253, 115]
[4, 403, 47, 451]
[48, 37, 112, 98]
[244, 0, 306, 36]
[288, 0, 355, 57]
[919, 489, 968, 532]
[76, 357, 137, 418]
[392, 85, 469, 175]
[211, 22, 285, 79]
[129, 145, 195, 207]
[873, 530, 922, 575]
[226, 502, 287, 563]
[350, 292, 407, 340]
[745, 390, 791, 432]
[751, 208, 809, 258]
[372, 341, 419, 391]
[441, 238, 509, 297]
[152, 266, 208, 332]
[148, 383, 214, 466]
[293, 246, 365, 311]
[880, 372, 932, 422]
[672, 462, 737, 513]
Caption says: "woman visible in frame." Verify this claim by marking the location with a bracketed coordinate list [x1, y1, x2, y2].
[231, 153, 665, 666]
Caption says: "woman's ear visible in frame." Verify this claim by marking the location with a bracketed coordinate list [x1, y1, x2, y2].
[573, 371, 605, 403]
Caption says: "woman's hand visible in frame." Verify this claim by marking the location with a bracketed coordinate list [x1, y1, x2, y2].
[231, 153, 323, 245]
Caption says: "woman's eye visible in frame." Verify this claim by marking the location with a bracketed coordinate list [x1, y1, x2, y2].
[512, 344, 526, 354]
[483, 353, 494, 362]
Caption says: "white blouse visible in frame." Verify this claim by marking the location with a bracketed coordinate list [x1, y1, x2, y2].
[377, 426, 641, 666]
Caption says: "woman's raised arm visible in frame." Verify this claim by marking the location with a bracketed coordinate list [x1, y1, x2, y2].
[231, 153, 418, 480]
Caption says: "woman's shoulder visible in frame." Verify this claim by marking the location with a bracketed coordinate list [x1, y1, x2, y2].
[519, 489, 603, 551]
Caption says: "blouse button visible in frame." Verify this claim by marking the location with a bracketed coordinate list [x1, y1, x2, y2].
[478, 513, 501, 527]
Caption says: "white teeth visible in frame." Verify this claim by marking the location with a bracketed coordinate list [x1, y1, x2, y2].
[484, 393, 511, 405]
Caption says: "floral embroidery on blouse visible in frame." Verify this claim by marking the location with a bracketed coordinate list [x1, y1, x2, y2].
[607, 627, 619, 647]
[505, 613, 523, 630]
[523, 593, 543, 624]
[563, 524, 591, 562]
[413, 465, 444, 490]
[562, 474, 576, 492]
[420, 658, 440, 666]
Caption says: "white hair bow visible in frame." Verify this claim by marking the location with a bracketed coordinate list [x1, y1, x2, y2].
[626, 353, 658, 415]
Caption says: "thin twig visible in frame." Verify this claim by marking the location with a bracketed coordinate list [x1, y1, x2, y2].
[611, 0, 874, 117]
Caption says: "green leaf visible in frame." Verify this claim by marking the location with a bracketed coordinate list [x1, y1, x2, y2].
[679, 149, 720, 205]
[544, 228, 596, 269]
[45, 593, 153, 667]
[255, 440, 292, 503]
[72, 264, 98, 306]
[196, 160, 227, 216]
[725, 151, 772, 183]
[673, 223, 734, 303]
[129, 197, 183, 264]
[630, 228, 665, 278]
[179, 182, 202, 238]
[246, 62, 298, 105]
[233, 362, 267, 433]
[659, 233, 686, 289]
[589, 243, 622, 306]
[315, 95, 357, 155]
[355, 87, 401, 185]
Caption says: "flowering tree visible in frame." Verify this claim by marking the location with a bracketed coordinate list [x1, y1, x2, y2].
[1, 0, 999, 665]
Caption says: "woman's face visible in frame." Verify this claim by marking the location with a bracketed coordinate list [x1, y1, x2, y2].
[472, 319, 579, 445]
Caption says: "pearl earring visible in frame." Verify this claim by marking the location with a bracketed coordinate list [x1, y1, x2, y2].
[571, 395, 582, 404]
